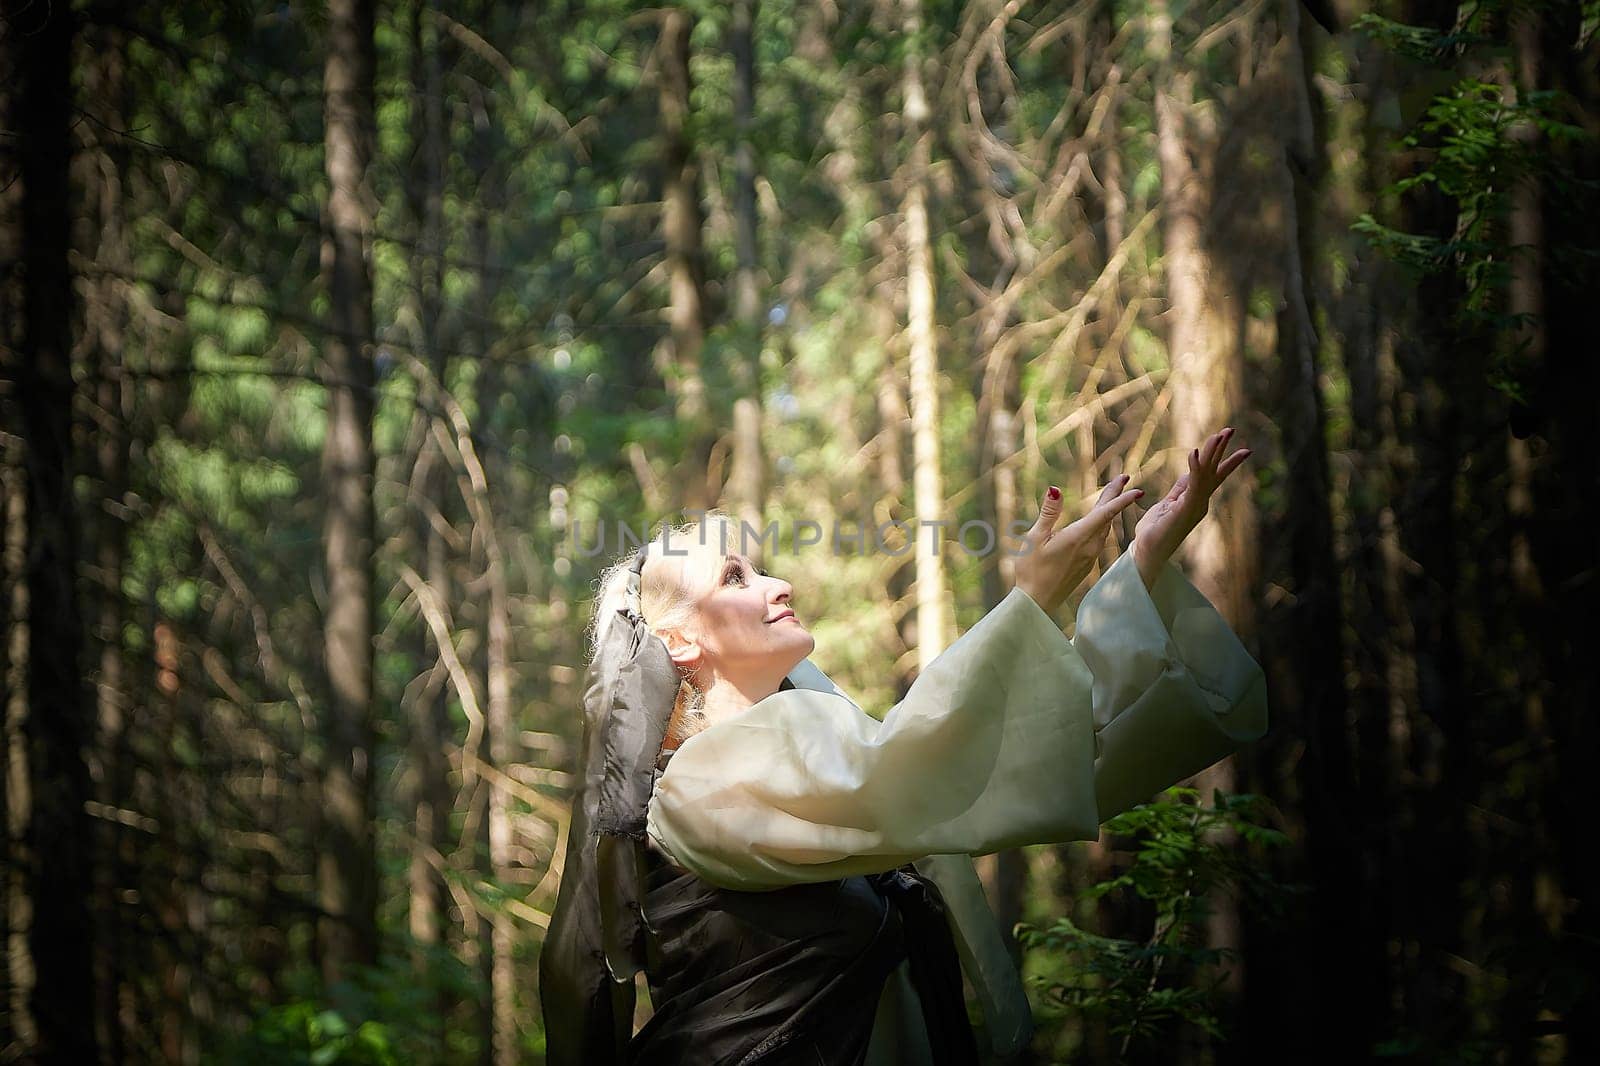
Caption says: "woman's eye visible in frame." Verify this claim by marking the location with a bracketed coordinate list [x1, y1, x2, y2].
[723, 568, 745, 586]
[756, 568, 770, 579]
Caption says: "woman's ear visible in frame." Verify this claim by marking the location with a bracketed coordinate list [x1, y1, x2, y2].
[661, 628, 703, 671]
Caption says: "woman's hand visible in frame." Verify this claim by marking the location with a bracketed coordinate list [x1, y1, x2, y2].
[1131, 427, 1251, 587]
[1014, 476, 1145, 615]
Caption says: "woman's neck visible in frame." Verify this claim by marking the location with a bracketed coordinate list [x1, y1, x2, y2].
[698, 671, 782, 726]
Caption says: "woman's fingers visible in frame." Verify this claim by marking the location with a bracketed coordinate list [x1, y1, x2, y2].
[1095, 473, 1131, 507]
[1102, 485, 1145, 517]
[1199, 426, 1233, 470]
[1029, 485, 1064, 539]
[1047, 485, 1142, 554]
[1178, 428, 1248, 496]
[1032, 475, 1147, 557]
[1079, 486, 1144, 532]
[1034, 476, 1133, 538]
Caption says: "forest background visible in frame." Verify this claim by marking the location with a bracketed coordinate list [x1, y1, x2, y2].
[3, 0, 1598, 1063]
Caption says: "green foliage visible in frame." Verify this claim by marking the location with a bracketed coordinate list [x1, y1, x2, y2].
[1351, 12, 1492, 63]
[1353, 76, 1585, 315]
[219, 947, 482, 1066]
[1353, 7, 1594, 402]
[1018, 790, 1290, 1052]
[226, 1003, 398, 1066]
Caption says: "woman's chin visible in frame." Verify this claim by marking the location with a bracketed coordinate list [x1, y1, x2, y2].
[782, 633, 816, 671]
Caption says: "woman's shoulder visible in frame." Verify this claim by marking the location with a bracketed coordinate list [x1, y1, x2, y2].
[783, 657, 852, 701]
[666, 685, 872, 771]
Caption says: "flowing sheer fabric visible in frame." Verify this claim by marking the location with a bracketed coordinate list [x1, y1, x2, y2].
[646, 549, 1269, 1056]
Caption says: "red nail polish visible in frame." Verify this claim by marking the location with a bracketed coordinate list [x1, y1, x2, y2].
[1047, 486, 1060, 501]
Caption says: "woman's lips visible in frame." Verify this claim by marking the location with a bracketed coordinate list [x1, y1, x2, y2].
[768, 610, 796, 623]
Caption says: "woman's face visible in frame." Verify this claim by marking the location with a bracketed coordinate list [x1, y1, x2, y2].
[686, 553, 815, 683]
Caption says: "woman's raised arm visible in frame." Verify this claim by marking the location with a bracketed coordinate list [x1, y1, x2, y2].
[645, 445, 1268, 887]
[1074, 548, 1269, 818]
[645, 580, 1102, 891]
[1130, 426, 1252, 588]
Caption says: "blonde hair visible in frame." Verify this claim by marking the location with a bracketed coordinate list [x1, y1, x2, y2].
[588, 511, 745, 748]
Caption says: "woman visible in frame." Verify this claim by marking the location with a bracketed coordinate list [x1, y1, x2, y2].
[542, 429, 1266, 1065]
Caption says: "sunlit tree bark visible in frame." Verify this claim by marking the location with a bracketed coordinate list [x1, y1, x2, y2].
[727, 0, 766, 531]
[901, 0, 949, 667]
[1149, 0, 1248, 1011]
[1150, 0, 1233, 610]
[876, 355, 916, 698]
[953, 2, 1030, 958]
[659, 7, 714, 512]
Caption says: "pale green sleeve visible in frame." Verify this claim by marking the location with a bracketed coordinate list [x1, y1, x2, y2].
[1073, 549, 1270, 818]
[645, 586, 1101, 890]
[644, 550, 1264, 1057]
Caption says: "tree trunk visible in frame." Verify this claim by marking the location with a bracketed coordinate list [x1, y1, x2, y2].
[1341, 192, 1401, 1066]
[1151, 0, 1233, 610]
[1268, 3, 1371, 1055]
[1531, 3, 1600, 1057]
[484, 531, 516, 1066]
[727, 0, 765, 531]
[83, 24, 132, 1062]
[959, 23, 1029, 961]
[459, 25, 519, 1056]
[1383, 0, 1474, 1035]
[973, 316, 1027, 960]
[876, 355, 916, 699]
[14, 0, 99, 1057]
[1498, 11, 1554, 1055]
[0, 6, 24, 1049]
[659, 8, 714, 511]
[901, 0, 949, 668]
[152, 619, 198, 1064]
[318, 0, 380, 981]
[480, 447, 516, 1066]
[1335, 24, 1406, 1039]
[405, 2, 454, 1053]
[0, 456, 23, 1057]
[179, 624, 210, 1064]
[1102, 74, 1126, 261]
[1149, 0, 1245, 1014]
